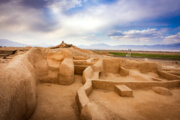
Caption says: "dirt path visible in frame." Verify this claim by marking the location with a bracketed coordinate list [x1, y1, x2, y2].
[89, 89, 180, 120]
[29, 75, 82, 120]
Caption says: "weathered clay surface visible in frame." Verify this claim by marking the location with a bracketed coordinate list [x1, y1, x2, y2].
[59, 58, 74, 85]
[0, 48, 47, 120]
[152, 87, 173, 96]
[0, 42, 180, 120]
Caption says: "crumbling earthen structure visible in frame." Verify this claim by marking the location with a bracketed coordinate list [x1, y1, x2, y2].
[0, 42, 180, 120]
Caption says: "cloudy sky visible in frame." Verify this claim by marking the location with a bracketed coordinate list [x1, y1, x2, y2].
[0, 0, 180, 46]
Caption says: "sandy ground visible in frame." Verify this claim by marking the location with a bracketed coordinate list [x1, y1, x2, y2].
[29, 75, 82, 120]
[100, 69, 161, 82]
[89, 89, 180, 120]
[1, 48, 180, 120]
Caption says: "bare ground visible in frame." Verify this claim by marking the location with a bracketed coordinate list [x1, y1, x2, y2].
[89, 89, 180, 120]
[100, 69, 160, 82]
[1, 48, 180, 120]
[29, 75, 82, 120]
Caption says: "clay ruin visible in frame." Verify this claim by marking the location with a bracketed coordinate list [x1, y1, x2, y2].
[0, 42, 180, 120]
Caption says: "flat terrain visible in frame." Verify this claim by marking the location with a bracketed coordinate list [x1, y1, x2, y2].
[100, 69, 160, 82]
[90, 89, 180, 120]
[29, 75, 82, 120]
[109, 52, 180, 60]
[93, 50, 180, 55]
[93, 50, 180, 60]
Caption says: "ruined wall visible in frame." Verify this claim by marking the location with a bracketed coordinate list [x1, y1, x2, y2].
[102, 58, 161, 74]
[0, 47, 75, 120]
[92, 80, 180, 90]
[1, 47, 179, 120]
[77, 57, 180, 120]
[42, 48, 75, 85]
[76, 59, 105, 120]
[0, 48, 48, 120]
[120, 59, 160, 73]
[59, 58, 74, 84]
[102, 58, 120, 73]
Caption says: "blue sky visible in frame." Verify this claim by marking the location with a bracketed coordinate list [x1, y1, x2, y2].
[0, 0, 180, 46]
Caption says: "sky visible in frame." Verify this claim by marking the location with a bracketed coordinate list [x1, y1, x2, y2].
[0, 0, 180, 46]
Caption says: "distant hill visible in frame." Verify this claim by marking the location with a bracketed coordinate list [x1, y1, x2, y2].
[0, 39, 27, 47]
[1, 39, 180, 51]
[79, 43, 180, 51]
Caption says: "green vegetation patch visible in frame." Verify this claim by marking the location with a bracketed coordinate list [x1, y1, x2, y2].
[109, 52, 180, 60]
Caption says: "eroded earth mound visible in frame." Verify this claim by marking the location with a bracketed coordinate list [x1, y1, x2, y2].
[0, 42, 180, 120]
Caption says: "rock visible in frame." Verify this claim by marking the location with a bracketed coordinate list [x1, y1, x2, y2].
[152, 87, 173, 96]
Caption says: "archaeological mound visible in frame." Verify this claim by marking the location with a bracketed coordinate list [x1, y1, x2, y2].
[0, 41, 180, 120]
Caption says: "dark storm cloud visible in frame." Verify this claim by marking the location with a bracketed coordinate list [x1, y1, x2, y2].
[0, 0, 58, 33]
[0, 0, 52, 9]
[21, 0, 49, 9]
[0, 0, 11, 4]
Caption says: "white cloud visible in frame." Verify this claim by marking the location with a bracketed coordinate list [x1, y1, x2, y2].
[109, 28, 180, 45]
[49, 0, 87, 12]
[46, 0, 180, 38]
[109, 29, 165, 45]
[58, 0, 180, 29]
[0, 0, 58, 33]
[163, 32, 180, 44]
[0, 0, 180, 46]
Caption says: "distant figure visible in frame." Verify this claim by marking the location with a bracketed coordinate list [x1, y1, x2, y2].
[126, 49, 131, 57]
